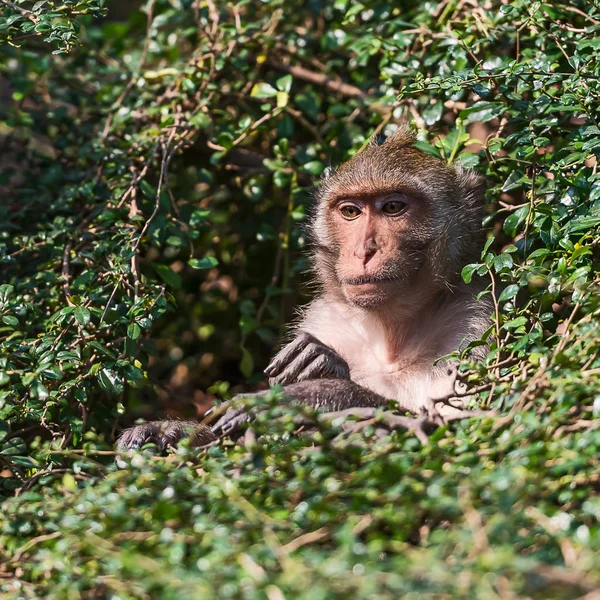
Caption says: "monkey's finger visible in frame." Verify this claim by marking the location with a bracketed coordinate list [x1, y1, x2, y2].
[264, 332, 317, 377]
[117, 423, 165, 452]
[116, 421, 196, 452]
[211, 408, 249, 436]
[292, 354, 350, 383]
[269, 343, 332, 385]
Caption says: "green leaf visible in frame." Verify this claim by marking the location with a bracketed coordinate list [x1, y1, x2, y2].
[56, 351, 80, 362]
[62, 473, 77, 492]
[481, 236, 494, 258]
[74, 306, 91, 326]
[503, 206, 530, 237]
[505, 316, 528, 329]
[240, 346, 254, 378]
[501, 172, 525, 192]
[40, 365, 62, 380]
[0, 284, 14, 304]
[461, 263, 481, 284]
[493, 253, 513, 272]
[87, 341, 118, 360]
[152, 264, 182, 288]
[527, 248, 550, 260]
[188, 257, 218, 269]
[127, 323, 141, 340]
[302, 161, 325, 176]
[276, 91, 289, 108]
[276, 75, 293, 93]
[190, 209, 211, 225]
[97, 368, 124, 395]
[250, 82, 278, 98]
[498, 284, 520, 303]
[2, 315, 18, 328]
[189, 112, 211, 129]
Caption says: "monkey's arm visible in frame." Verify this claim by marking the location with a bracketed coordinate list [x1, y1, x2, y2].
[206, 375, 480, 441]
[210, 378, 388, 436]
[116, 375, 484, 451]
[116, 379, 387, 451]
[117, 334, 351, 452]
[265, 332, 350, 385]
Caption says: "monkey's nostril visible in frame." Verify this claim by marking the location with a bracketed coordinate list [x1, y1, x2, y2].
[364, 250, 376, 265]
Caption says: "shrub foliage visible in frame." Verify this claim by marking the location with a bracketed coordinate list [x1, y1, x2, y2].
[1, 0, 600, 597]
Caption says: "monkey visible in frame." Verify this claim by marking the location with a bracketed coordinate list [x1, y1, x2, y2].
[117, 125, 491, 452]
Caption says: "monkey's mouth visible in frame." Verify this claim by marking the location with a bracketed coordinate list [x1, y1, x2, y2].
[340, 274, 398, 308]
[341, 274, 397, 286]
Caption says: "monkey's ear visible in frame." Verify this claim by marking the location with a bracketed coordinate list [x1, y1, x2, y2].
[455, 167, 486, 206]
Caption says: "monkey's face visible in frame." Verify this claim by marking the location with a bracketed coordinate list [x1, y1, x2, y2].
[327, 192, 434, 308]
[310, 126, 486, 309]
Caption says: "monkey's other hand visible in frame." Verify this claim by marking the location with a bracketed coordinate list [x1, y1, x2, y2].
[206, 394, 266, 438]
[116, 420, 197, 452]
[264, 332, 350, 385]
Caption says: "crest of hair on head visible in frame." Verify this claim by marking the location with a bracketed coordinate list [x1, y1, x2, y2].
[367, 123, 418, 149]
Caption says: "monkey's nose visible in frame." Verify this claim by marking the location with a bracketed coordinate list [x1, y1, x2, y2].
[354, 238, 378, 265]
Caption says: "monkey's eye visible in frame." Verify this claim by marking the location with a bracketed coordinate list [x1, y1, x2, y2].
[340, 205, 362, 220]
[381, 200, 407, 215]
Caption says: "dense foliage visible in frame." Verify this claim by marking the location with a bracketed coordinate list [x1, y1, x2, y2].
[1, 0, 600, 597]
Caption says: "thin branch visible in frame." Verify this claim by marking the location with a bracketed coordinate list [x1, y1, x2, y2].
[61, 241, 74, 306]
[267, 58, 391, 115]
[0, 0, 37, 24]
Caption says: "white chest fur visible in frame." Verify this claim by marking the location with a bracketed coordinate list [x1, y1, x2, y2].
[300, 299, 448, 410]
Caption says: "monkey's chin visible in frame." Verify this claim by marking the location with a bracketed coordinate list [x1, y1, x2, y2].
[342, 282, 394, 308]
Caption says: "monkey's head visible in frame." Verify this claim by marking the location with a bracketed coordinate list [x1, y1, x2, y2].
[310, 125, 486, 310]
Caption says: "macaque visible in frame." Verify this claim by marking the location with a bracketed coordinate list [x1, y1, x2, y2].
[117, 125, 490, 452]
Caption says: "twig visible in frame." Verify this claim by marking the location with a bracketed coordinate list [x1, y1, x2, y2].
[485, 265, 502, 375]
[10, 532, 61, 564]
[319, 406, 488, 445]
[284, 107, 323, 144]
[0, 0, 37, 24]
[61, 241, 74, 306]
[232, 109, 277, 146]
[561, 5, 599, 25]
[116, 149, 159, 209]
[131, 138, 171, 254]
[128, 185, 141, 299]
[267, 58, 391, 116]
[281, 528, 329, 553]
[99, 278, 121, 325]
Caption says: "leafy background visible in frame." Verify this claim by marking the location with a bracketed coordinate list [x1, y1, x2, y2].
[1, 0, 600, 597]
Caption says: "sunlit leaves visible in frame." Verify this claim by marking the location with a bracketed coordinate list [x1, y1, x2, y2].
[74, 306, 91, 326]
[0, 0, 106, 52]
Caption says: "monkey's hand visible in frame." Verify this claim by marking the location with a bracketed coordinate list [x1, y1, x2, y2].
[116, 420, 217, 452]
[264, 332, 350, 385]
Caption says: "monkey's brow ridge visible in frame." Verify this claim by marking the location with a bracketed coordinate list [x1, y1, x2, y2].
[324, 184, 426, 206]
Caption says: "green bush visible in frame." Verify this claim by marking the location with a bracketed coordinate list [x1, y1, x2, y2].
[1, 0, 600, 597]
